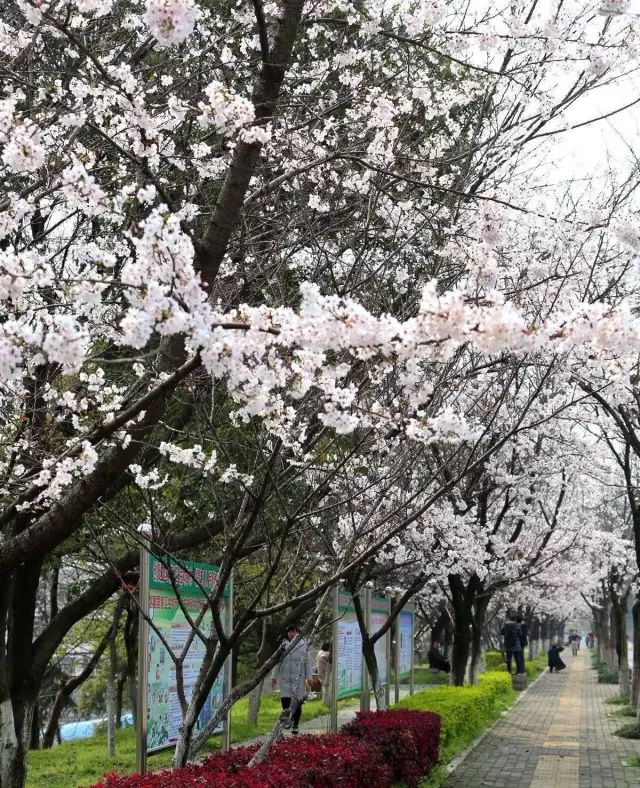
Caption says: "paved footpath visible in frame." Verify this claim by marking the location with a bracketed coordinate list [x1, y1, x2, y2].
[446, 649, 640, 788]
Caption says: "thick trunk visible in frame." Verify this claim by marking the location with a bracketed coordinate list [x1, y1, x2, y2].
[449, 575, 474, 686]
[601, 607, 615, 672]
[247, 680, 264, 727]
[469, 594, 489, 686]
[611, 583, 630, 698]
[0, 698, 21, 788]
[632, 594, 640, 709]
[1, 695, 35, 788]
[3, 562, 41, 788]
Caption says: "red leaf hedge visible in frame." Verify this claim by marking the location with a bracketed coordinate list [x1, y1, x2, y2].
[341, 709, 440, 787]
[93, 709, 440, 787]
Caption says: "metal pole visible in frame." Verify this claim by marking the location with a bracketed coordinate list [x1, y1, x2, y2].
[409, 603, 415, 696]
[385, 596, 391, 709]
[362, 586, 371, 712]
[222, 572, 234, 752]
[394, 594, 401, 705]
[331, 585, 339, 733]
[136, 540, 150, 774]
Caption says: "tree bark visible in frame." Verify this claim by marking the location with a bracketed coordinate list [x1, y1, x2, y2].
[469, 592, 489, 686]
[449, 574, 476, 686]
[633, 592, 640, 709]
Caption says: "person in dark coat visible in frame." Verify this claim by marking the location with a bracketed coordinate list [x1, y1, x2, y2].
[427, 641, 451, 673]
[548, 639, 566, 673]
[501, 610, 525, 674]
[516, 615, 528, 649]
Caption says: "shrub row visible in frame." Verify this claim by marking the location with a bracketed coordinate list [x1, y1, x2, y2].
[484, 649, 549, 680]
[93, 709, 440, 788]
[397, 670, 513, 762]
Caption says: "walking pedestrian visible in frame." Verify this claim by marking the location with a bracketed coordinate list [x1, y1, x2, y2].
[570, 632, 579, 656]
[271, 625, 312, 734]
[501, 609, 525, 675]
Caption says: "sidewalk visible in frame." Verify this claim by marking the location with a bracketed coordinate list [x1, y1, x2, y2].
[445, 649, 640, 787]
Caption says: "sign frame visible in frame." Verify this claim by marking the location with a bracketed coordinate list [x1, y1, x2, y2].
[136, 543, 232, 773]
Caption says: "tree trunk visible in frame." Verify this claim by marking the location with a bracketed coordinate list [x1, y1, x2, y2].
[632, 593, 640, 709]
[123, 600, 138, 728]
[449, 575, 475, 686]
[469, 593, 489, 686]
[610, 581, 631, 698]
[3, 561, 42, 788]
[362, 635, 385, 710]
[116, 674, 126, 728]
[1, 694, 36, 788]
[29, 700, 40, 750]
[247, 680, 264, 727]
[107, 600, 124, 757]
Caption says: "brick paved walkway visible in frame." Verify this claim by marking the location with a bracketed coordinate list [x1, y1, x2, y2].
[446, 649, 640, 787]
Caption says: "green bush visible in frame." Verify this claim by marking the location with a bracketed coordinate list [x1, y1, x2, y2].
[525, 653, 548, 680]
[396, 671, 515, 763]
[484, 651, 507, 672]
[477, 671, 512, 700]
[598, 670, 620, 684]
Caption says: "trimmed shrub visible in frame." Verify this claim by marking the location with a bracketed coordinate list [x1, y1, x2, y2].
[478, 671, 512, 700]
[341, 709, 440, 787]
[484, 650, 507, 672]
[397, 671, 515, 761]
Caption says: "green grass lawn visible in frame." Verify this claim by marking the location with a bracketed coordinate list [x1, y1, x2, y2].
[411, 666, 450, 685]
[27, 695, 352, 788]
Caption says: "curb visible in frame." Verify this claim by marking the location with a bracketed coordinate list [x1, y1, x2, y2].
[443, 665, 549, 776]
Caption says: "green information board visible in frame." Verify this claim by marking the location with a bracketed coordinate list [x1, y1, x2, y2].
[371, 595, 390, 686]
[144, 555, 230, 753]
[336, 588, 364, 700]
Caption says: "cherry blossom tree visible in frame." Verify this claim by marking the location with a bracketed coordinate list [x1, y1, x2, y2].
[3, 0, 640, 784]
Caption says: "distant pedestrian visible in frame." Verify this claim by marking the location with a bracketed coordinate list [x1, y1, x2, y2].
[548, 639, 566, 673]
[316, 642, 332, 706]
[272, 625, 312, 734]
[501, 609, 525, 675]
[570, 632, 580, 656]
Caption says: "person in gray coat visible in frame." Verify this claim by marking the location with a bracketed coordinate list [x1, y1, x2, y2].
[271, 625, 312, 733]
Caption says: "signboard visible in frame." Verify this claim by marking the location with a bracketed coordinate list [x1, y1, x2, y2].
[336, 588, 364, 699]
[141, 554, 231, 755]
[398, 602, 414, 679]
[371, 595, 390, 686]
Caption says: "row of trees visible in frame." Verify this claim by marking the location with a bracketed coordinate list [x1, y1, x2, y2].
[2, 0, 640, 785]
